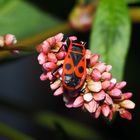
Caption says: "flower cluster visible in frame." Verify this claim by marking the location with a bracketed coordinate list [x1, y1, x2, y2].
[0, 34, 16, 47]
[69, 4, 95, 31]
[37, 33, 135, 120]
[0, 34, 18, 53]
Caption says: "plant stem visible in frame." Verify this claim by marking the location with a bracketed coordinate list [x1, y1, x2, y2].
[0, 22, 71, 60]
[0, 51, 11, 60]
[3, 22, 71, 51]
[0, 7, 140, 60]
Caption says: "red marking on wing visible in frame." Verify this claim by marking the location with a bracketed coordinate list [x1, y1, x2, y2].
[63, 54, 74, 75]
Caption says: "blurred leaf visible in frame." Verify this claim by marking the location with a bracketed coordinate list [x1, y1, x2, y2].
[0, 0, 71, 61]
[90, 0, 131, 81]
[129, 7, 140, 23]
[0, 122, 33, 140]
[78, 0, 96, 4]
[35, 111, 102, 140]
[0, 0, 62, 40]
[0, 0, 11, 6]
[126, 0, 140, 3]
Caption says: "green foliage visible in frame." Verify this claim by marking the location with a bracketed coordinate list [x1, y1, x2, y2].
[35, 111, 102, 140]
[90, 0, 131, 81]
[0, 0, 61, 40]
[126, 0, 140, 3]
[0, 122, 33, 140]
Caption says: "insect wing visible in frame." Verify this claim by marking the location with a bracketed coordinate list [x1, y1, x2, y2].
[75, 55, 86, 79]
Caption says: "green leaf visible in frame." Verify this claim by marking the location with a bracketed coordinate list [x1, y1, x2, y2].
[90, 0, 131, 81]
[126, 0, 140, 4]
[35, 111, 103, 140]
[0, 122, 33, 140]
[0, 0, 62, 40]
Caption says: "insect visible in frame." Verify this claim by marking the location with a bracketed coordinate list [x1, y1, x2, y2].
[62, 38, 86, 94]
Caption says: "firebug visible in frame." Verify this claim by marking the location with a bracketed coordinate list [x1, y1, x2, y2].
[62, 38, 86, 94]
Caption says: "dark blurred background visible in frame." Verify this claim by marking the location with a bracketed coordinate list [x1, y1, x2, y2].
[0, 0, 140, 140]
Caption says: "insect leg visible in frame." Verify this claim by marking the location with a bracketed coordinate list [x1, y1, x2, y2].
[62, 34, 71, 42]
[80, 88, 86, 93]
[51, 64, 63, 76]
[59, 37, 70, 52]
[56, 42, 68, 53]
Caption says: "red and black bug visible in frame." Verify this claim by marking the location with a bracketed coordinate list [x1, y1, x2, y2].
[62, 38, 86, 93]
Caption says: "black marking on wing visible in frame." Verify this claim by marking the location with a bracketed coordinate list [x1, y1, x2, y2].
[72, 40, 82, 44]
[78, 66, 84, 73]
[70, 52, 83, 66]
[65, 63, 72, 70]
[64, 73, 81, 87]
[71, 45, 83, 52]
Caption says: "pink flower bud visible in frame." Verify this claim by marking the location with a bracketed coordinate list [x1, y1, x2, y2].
[38, 52, 47, 65]
[54, 33, 64, 41]
[119, 109, 132, 120]
[93, 90, 106, 101]
[69, 36, 77, 41]
[47, 36, 56, 46]
[65, 98, 74, 108]
[40, 72, 54, 81]
[101, 104, 110, 117]
[91, 68, 101, 81]
[41, 41, 51, 54]
[4, 34, 17, 46]
[86, 68, 90, 75]
[36, 44, 42, 52]
[53, 86, 63, 96]
[84, 99, 97, 113]
[58, 67, 63, 76]
[87, 80, 102, 92]
[43, 62, 56, 71]
[47, 53, 57, 63]
[65, 102, 74, 108]
[122, 92, 133, 100]
[120, 100, 135, 109]
[73, 96, 84, 108]
[115, 81, 126, 89]
[109, 88, 122, 98]
[101, 72, 112, 81]
[105, 94, 113, 105]
[106, 65, 112, 72]
[85, 49, 91, 59]
[56, 51, 66, 60]
[94, 62, 106, 73]
[89, 54, 99, 67]
[115, 92, 133, 102]
[47, 72, 53, 81]
[83, 93, 93, 102]
[108, 81, 116, 91]
[94, 106, 101, 119]
[110, 78, 117, 84]
[108, 111, 113, 121]
[40, 73, 48, 81]
[102, 80, 110, 90]
[50, 79, 61, 90]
